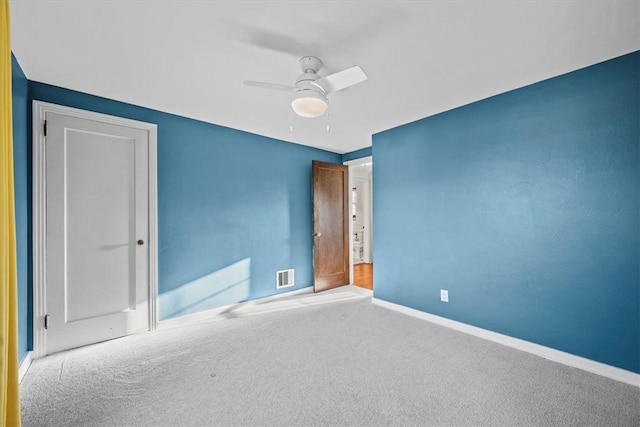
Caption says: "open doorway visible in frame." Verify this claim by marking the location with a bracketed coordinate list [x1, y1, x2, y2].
[345, 156, 373, 291]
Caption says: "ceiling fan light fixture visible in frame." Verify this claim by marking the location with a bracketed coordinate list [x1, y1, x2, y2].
[291, 89, 328, 118]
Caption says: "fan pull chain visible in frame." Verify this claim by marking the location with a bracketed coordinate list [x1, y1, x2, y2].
[326, 108, 331, 133]
[289, 105, 294, 132]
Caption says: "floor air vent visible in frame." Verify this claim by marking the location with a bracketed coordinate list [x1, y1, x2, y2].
[276, 269, 295, 289]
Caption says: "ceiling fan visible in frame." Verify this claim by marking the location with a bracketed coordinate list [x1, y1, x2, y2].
[244, 56, 367, 118]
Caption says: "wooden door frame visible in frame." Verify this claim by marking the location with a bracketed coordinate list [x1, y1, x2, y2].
[31, 101, 158, 358]
[344, 156, 373, 287]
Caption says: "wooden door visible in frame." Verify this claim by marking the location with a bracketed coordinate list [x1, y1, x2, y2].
[45, 111, 150, 354]
[312, 160, 349, 292]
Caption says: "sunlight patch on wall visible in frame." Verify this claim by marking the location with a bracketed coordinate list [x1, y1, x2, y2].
[159, 258, 251, 320]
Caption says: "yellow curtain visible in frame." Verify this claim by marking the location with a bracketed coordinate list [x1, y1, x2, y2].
[0, 0, 21, 425]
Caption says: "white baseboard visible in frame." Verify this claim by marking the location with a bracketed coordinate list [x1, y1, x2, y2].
[157, 286, 314, 330]
[19, 351, 33, 384]
[371, 297, 640, 388]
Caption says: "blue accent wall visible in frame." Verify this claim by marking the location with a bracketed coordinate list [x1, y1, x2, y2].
[342, 147, 372, 163]
[373, 52, 639, 373]
[12, 54, 30, 362]
[28, 82, 340, 320]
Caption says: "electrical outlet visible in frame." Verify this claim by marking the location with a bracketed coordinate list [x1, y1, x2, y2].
[440, 289, 449, 303]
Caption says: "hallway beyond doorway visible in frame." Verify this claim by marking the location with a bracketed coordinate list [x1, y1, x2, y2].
[354, 263, 373, 290]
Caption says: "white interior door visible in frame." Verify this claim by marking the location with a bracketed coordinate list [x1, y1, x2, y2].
[45, 111, 150, 355]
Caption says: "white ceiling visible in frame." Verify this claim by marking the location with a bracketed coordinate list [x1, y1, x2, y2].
[10, 1, 640, 154]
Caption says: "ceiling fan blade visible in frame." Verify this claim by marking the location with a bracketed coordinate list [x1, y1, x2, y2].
[311, 66, 367, 94]
[244, 80, 295, 92]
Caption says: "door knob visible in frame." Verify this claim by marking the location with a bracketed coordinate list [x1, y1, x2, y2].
[137, 239, 145, 246]
[313, 232, 322, 237]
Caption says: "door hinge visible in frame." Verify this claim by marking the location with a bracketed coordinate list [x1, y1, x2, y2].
[44, 314, 49, 330]
[43, 120, 47, 137]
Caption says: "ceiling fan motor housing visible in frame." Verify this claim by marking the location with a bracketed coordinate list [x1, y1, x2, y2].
[296, 75, 323, 92]
[296, 58, 324, 92]
[295, 59, 327, 107]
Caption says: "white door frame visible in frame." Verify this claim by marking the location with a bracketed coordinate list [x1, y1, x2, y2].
[32, 101, 158, 358]
[344, 155, 373, 286]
